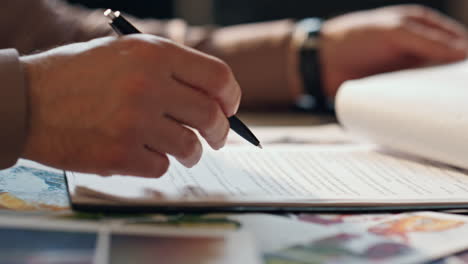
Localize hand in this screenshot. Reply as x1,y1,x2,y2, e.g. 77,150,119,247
319,5,468,97
20,35,241,177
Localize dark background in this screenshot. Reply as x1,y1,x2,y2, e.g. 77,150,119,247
68,0,174,19
213,0,447,25
68,0,450,25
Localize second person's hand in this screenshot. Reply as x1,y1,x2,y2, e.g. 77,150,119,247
319,5,468,97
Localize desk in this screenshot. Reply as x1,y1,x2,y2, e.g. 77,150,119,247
238,111,336,127
0,112,466,264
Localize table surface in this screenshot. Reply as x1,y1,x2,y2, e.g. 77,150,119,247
0,112,465,264
237,111,336,127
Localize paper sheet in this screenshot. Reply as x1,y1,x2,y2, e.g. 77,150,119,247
68,144,468,205
336,60,468,170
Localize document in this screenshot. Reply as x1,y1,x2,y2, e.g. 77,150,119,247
67,144,468,208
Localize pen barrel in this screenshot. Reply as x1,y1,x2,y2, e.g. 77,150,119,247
110,15,141,35
105,10,261,148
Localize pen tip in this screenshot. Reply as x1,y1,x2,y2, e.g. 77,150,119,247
257,143,263,149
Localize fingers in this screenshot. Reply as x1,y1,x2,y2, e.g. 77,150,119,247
392,20,467,63
107,148,170,178
402,5,468,40
118,34,241,116
144,117,203,168
138,79,230,169
162,79,230,150
169,44,242,117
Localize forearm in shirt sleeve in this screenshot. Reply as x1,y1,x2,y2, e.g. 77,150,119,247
0,0,189,54
1,0,302,109
0,49,27,169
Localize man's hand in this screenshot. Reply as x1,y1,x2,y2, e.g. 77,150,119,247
20,35,241,177
320,5,468,97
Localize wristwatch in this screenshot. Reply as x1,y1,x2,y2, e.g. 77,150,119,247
295,18,333,113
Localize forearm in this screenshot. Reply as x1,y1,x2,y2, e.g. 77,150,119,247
0,0,183,54
0,1,105,53
0,49,27,168
1,0,302,110
195,20,303,109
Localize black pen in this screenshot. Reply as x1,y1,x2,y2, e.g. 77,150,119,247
104,9,262,149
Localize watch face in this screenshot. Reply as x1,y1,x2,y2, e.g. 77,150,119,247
298,18,322,32
298,18,322,49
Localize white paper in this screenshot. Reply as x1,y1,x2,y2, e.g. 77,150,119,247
336,60,468,170
68,144,468,206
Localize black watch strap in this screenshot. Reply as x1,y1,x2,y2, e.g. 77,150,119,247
297,18,333,113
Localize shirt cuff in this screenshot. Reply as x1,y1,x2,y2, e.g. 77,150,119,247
0,49,27,169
